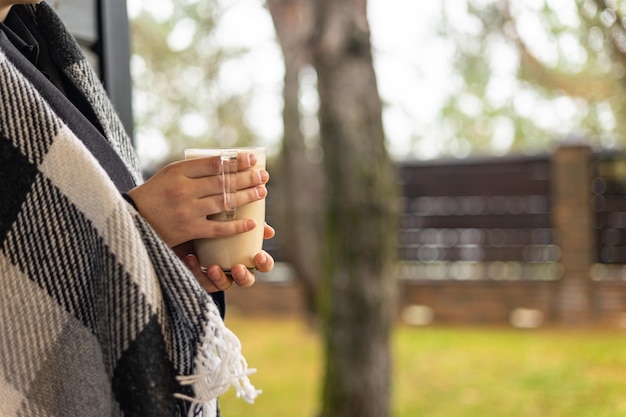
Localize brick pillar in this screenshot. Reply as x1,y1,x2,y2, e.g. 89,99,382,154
552,144,594,325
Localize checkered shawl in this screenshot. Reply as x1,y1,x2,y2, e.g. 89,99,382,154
0,3,258,417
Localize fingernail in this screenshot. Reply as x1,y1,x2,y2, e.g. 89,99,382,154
248,153,257,166
259,169,269,183
245,219,257,231
256,185,267,198
258,252,267,264
185,255,197,269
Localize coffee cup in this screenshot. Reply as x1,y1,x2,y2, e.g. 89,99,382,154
184,147,266,270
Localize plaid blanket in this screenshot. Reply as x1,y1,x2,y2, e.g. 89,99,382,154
0,3,259,416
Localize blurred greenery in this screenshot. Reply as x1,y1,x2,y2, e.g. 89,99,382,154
220,316,626,417
129,0,257,169
130,0,626,165
436,0,626,157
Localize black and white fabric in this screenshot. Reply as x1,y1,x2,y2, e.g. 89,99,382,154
0,3,259,417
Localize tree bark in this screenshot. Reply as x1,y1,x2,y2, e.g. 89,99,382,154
267,0,325,320
269,0,398,414
310,1,399,416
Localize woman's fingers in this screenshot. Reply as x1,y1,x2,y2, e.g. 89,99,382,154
186,218,258,240
128,153,269,247
263,223,276,239
229,265,257,288
253,250,274,273
234,183,268,207
187,256,234,292
182,155,269,217
190,168,269,199
193,183,267,217
184,152,259,179
181,168,268,214
178,242,275,293
180,252,267,292
185,217,275,245
207,253,273,289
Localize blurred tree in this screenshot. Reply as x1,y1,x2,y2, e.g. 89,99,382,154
129,0,256,170
266,0,325,322
436,0,626,157
269,0,399,416
311,0,399,413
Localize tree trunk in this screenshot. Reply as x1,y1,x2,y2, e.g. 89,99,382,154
268,0,398,414
310,1,399,416
267,0,325,320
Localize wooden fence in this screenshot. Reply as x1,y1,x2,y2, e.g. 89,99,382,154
227,144,626,328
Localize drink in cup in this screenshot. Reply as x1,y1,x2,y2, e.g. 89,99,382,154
184,147,266,270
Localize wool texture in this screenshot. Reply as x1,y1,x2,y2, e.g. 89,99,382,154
0,3,259,416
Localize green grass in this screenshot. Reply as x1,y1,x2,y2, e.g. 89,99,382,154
218,316,626,417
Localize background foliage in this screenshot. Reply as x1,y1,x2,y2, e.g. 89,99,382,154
433,0,626,157
130,0,626,167
129,0,258,170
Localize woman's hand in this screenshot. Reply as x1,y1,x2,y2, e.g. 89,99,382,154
174,224,276,292
127,153,269,247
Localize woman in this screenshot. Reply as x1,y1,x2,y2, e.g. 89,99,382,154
0,1,274,416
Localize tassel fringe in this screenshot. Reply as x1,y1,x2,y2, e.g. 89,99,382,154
175,302,262,416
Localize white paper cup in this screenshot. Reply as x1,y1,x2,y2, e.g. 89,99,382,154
184,147,266,270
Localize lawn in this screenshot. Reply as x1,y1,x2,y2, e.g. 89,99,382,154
218,315,626,417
